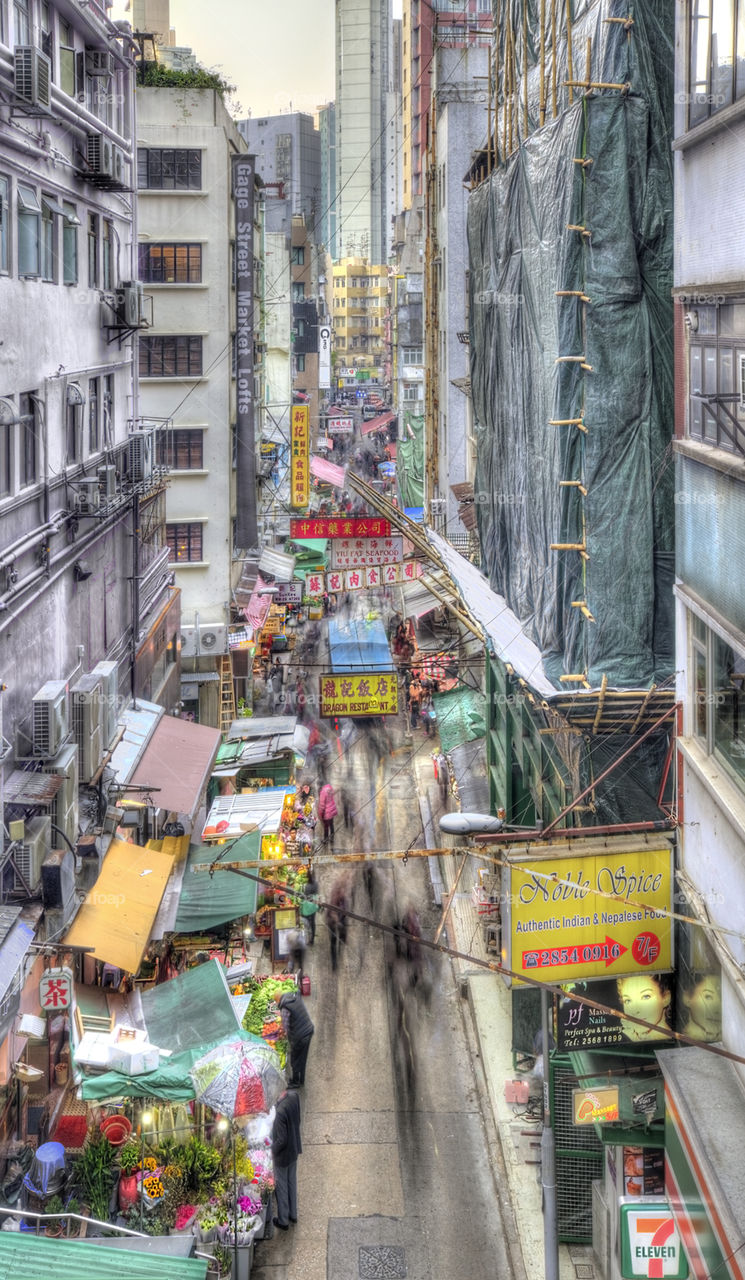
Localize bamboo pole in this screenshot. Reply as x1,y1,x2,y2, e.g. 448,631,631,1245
551,0,558,116
503,12,509,159
434,849,470,944
585,35,591,88
559,479,588,495
555,290,591,301
487,51,493,177
566,0,574,104
549,417,585,424
494,0,501,167
522,0,529,139
565,78,630,91
539,0,547,126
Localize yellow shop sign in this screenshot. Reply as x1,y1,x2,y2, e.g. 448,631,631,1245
505,841,673,984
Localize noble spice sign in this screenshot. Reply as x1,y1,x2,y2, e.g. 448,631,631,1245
319,673,398,717
503,842,674,985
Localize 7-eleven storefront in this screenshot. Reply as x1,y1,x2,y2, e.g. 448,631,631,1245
659,1047,745,1280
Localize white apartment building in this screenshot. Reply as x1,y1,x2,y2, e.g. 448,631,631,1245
335,0,392,263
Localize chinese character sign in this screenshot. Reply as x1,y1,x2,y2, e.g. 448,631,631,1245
290,518,392,539
291,406,310,509
305,572,325,598
319,673,398,717
327,416,354,435
330,537,403,568
40,967,73,1011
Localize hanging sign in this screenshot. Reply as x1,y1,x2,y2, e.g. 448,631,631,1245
319,325,331,389
619,1203,688,1279
290,406,310,509
40,967,74,1011
305,572,325,597
330,537,403,568
290,517,391,539
327,416,354,435
319,673,398,717
277,582,303,604
572,1086,620,1126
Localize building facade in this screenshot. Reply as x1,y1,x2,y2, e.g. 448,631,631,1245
237,112,321,233
331,257,389,379
317,102,338,260
335,0,392,263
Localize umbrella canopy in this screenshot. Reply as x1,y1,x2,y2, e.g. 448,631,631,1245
190,1037,285,1118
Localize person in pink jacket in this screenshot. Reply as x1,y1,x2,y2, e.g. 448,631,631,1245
317,782,338,842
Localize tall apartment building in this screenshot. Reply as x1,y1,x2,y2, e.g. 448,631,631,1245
137,84,259,725
662,0,745,1270
335,0,392,263
332,258,390,378
317,102,338,259
237,113,321,234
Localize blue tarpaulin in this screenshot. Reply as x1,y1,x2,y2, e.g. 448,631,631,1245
404,507,424,523
328,617,395,673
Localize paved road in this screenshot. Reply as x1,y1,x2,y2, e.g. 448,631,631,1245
253,629,516,1280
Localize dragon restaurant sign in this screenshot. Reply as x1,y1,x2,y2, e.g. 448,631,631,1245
502,838,674,986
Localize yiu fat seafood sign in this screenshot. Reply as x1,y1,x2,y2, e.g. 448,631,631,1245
502,836,674,984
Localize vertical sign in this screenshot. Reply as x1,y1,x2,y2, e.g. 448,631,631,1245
291,405,310,508
319,324,331,389
233,155,258,549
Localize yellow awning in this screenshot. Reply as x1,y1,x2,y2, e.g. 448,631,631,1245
63,839,173,974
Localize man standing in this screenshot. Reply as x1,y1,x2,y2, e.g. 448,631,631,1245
279,988,314,1088
271,1088,302,1230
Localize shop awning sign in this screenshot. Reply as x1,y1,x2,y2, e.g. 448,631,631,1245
330,536,403,568
290,517,391,539
504,843,673,985
40,966,73,1012
326,562,424,593
319,672,398,717
290,406,310,509
573,1086,620,1126
620,1203,688,1279
327,415,354,434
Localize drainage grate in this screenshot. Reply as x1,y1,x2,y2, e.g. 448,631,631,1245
359,1245,407,1278
575,1265,595,1279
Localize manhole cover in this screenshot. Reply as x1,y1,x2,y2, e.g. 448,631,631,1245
359,1244,407,1278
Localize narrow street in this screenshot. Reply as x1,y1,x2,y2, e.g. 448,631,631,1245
253,599,515,1280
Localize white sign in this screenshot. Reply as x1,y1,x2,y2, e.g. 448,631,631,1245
327,416,354,435
339,367,356,378
330,536,404,569
319,325,331,389
40,967,74,1012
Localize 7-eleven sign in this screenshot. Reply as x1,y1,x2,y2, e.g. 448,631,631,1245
620,1203,689,1279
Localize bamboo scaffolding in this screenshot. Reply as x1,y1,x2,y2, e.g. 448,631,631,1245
523,0,529,138
559,673,590,683
555,289,592,301
571,601,596,622
585,36,591,87
566,223,592,236
604,14,634,24
592,674,608,733
551,0,558,116
565,78,631,91
565,0,574,104
630,683,658,734
539,0,546,126
494,0,501,168
559,479,588,495
555,354,587,363
551,542,587,551
549,416,585,424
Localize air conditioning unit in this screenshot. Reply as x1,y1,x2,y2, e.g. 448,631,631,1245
87,131,114,179
14,46,51,112
115,281,143,328
32,680,69,758
127,429,153,483
75,478,102,515
738,352,745,414
11,816,50,895
111,144,125,187
180,624,228,658
71,674,104,783
85,48,116,77
98,465,118,500
91,659,119,749
42,743,79,848
41,848,76,913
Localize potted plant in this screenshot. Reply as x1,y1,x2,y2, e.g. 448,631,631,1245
44,1194,65,1237
72,1135,116,1225
117,1139,140,1212
206,1242,233,1280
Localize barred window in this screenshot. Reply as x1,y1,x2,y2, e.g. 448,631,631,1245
137,148,202,190
156,429,204,470
138,243,202,283
166,522,203,562
139,336,203,378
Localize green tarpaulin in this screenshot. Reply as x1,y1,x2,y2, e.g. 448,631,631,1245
396,411,424,509
0,1233,207,1280
80,1029,266,1102
433,686,487,756
174,834,260,933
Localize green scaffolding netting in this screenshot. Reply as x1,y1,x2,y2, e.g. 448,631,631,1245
468,0,675,690
397,410,425,509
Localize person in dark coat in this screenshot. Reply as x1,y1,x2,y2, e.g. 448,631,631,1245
271,1088,302,1229
300,866,320,944
279,989,314,1088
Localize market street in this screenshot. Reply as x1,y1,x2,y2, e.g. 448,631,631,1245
253,603,516,1280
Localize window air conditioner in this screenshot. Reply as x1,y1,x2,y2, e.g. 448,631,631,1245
32,680,69,758
85,49,116,77
739,353,745,415
14,46,51,112
115,282,143,328
75,477,102,515
71,674,104,783
127,429,153,483
180,624,228,658
87,131,115,180
98,465,118,500
41,848,77,913
91,659,119,750
111,144,126,187
11,816,50,895
41,743,79,848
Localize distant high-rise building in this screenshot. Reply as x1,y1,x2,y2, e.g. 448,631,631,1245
237,114,321,235
335,0,392,263
318,103,338,259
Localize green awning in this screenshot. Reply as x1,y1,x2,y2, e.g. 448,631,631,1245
174,834,260,933
141,958,242,1056
0,1233,207,1280
80,1029,264,1102
433,685,487,755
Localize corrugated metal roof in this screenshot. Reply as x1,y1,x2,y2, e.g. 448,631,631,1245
0,920,34,1004
202,787,293,842
227,716,297,740
258,546,296,581
0,1231,207,1279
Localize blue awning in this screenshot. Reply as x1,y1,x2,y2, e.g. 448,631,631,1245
328,616,395,673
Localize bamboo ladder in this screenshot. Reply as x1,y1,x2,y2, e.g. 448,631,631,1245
219,652,236,733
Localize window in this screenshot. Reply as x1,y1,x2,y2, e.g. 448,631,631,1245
292,281,305,302
166,522,203,562
690,611,745,792
0,406,10,497
688,0,745,126
88,376,99,452
0,177,9,274
14,0,30,43
102,219,112,290
139,336,203,377
88,213,98,288
403,383,422,401
59,20,77,97
17,184,41,277
291,245,305,266
296,354,306,372
40,1,54,72
688,301,745,451
156,429,204,470
138,243,202,283
402,346,423,364
103,374,113,446
66,399,82,464
62,203,78,283
137,148,202,190
18,392,36,486
41,197,56,281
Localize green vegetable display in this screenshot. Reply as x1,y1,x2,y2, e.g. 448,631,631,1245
241,976,296,1037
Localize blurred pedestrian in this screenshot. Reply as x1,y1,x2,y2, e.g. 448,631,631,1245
271,1088,302,1229
300,865,320,944
279,988,314,1088
408,676,423,730
436,752,450,806
318,782,338,843
286,925,307,982
339,785,353,829
326,876,351,972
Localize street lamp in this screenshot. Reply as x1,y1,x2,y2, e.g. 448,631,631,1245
217,1118,239,1280
437,810,558,1280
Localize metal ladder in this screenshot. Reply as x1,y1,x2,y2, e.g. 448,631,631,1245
219,652,236,733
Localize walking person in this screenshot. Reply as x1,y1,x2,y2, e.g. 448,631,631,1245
286,925,307,983
339,784,353,830
299,864,319,945
326,876,350,973
279,988,314,1088
408,676,423,730
271,1088,302,1230
318,781,338,843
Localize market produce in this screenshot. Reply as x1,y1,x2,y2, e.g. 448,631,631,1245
241,975,296,1038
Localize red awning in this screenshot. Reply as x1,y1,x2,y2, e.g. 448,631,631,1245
129,715,221,824
360,411,396,435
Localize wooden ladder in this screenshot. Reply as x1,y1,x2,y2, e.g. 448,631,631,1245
219,653,236,733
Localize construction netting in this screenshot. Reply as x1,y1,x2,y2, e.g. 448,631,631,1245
396,410,425,509
468,0,674,690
